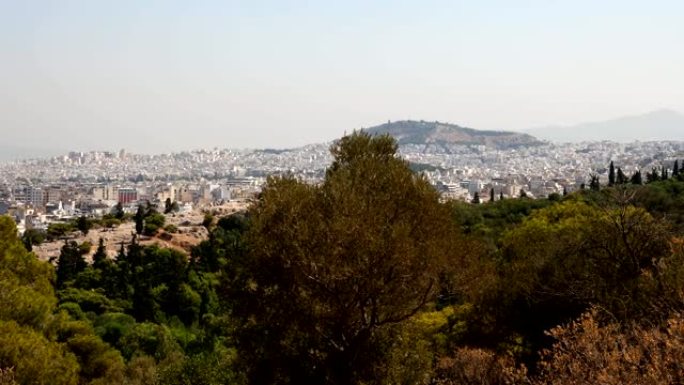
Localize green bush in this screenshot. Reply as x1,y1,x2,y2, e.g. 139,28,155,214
144,213,166,236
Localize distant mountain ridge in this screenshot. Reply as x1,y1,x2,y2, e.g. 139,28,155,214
524,109,684,143
363,120,543,149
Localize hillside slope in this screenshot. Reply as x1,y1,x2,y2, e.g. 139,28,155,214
364,120,543,149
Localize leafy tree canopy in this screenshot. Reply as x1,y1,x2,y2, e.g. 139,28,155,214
230,132,463,384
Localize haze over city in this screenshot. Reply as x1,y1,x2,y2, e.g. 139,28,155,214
2,0,684,155
6,2,684,384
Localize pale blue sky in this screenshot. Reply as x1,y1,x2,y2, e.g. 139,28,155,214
1,0,683,152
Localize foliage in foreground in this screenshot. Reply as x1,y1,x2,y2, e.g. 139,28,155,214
226,133,468,384
4,134,684,384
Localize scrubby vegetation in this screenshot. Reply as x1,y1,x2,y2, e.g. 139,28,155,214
3,132,684,384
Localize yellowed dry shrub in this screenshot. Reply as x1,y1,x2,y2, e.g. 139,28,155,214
534,310,684,385
434,347,528,385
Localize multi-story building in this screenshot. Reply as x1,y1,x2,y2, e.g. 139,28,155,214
92,185,117,201
117,187,138,204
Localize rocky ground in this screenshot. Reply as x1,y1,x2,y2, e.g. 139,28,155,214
32,201,249,262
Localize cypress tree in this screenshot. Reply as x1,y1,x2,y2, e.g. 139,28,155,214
92,238,107,270
631,170,642,185
134,204,145,235
114,241,130,299
114,202,125,220
92,238,118,296
499,192,504,200
589,174,600,191
616,167,627,184
662,166,669,180
674,160,680,177
56,241,88,289
117,240,126,261
471,192,481,204
490,188,495,202
608,161,615,187
127,234,143,270
647,167,660,183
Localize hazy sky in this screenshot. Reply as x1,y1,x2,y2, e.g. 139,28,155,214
1,0,683,153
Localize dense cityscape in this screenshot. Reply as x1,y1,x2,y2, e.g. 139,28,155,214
2,136,683,235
